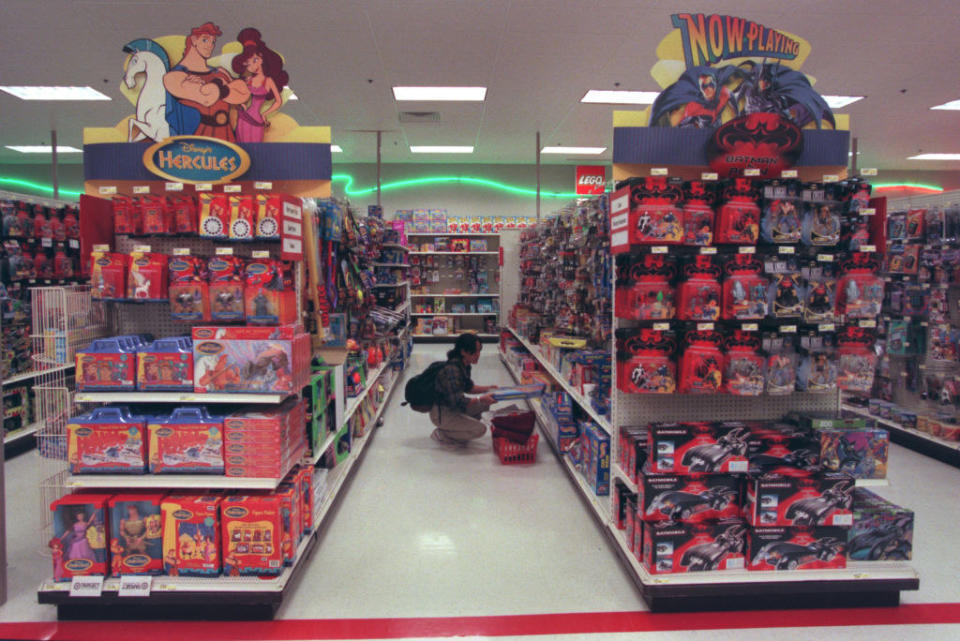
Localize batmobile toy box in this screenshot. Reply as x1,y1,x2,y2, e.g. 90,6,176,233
747,525,848,571
642,519,747,574
649,422,750,475
743,471,854,527
638,469,741,523
747,422,820,473
847,488,913,561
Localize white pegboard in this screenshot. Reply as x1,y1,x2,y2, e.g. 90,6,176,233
886,189,960,212
615,391,841,426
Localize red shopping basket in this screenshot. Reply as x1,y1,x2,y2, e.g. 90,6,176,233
490,410,536,444
493,433,539,465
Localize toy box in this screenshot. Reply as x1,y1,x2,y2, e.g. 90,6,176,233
90,249,128,300
170,194,198,235
161,494,221,577
199,193,230,239
228,194,256,240
722,331,764,396
643,519,747,574
192,324,311,394
108,493,164,576
276,482,301,564
613,480,636,530
577,422,610,496
619,427,648,483
168,254,209,321
255,193,281,239
147,407,224,474
127,250,168,301
221,495,285,576
627,177,685,245
77,335,145,391
743,472,854,527
648,422,749,475
207,254,246,322
816,427,889,479
490,384,546,401
50,493,111,581
638,470,741,523
137,337,193,391
747,525,848,570
747,422,819,472
223,399,307,478
67,406,147,474
847,488,913,561
715,178,760,245
244,258,296,325
676,256,722,320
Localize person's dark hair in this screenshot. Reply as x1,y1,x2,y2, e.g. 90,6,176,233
447,333,481,360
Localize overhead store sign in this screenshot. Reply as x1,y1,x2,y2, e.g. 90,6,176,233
142,136,250,184
575,166,606,195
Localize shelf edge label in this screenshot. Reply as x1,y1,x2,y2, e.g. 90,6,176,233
69,575,104,597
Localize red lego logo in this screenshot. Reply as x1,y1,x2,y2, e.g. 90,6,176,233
576,165,606,195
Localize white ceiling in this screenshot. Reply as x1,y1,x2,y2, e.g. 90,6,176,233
1,0,959,171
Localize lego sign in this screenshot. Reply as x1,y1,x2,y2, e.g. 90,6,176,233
576,166,606,195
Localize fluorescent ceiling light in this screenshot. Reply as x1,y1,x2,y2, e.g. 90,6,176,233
581,90,659,104
822,95,863,109
331,145,343,153
931,99,960,110
410,146,474,153
541,146,607,155
6,145,82,153
908,153,960,160
393,86,487,101
283,86,298,100
0,86,110,101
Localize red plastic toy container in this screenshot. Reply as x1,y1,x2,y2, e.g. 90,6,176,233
494,433,538,464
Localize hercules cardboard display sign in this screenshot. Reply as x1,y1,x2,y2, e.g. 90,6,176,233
142,136,250,184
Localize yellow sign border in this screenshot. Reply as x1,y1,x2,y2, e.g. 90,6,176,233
142,135,251,185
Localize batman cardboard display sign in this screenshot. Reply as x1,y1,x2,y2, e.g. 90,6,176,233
706,113,803,178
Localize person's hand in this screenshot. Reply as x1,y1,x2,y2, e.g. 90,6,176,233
479,394,495,405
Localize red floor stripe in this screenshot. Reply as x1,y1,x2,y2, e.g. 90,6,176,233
2,603,960,640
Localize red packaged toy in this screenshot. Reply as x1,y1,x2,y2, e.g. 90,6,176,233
295,466,313,536
276,482,301,565
50,493,112,581
221,495,285,576
638,471,741,523
169,253,210,321
222,398,307,478
678,330,724,394
715,178,760,244
255,193,281,239
681,180,717,246
169,194,198,235
127,250,168,301
63,206,80,239
66,405,147,474
161,494,222,577
140,194,173,235
244,258,296,325
33,204,51,239
54,245,74,279
113,195,142,235
629,177,684,245
108,493,164,576
199,193,230,239
90,248,128,300
676,256,722,321
722,255,769,320
723,331,764,396
192,324,311,395
747,525,848,570
617,329,676,394
744,472,854,527
208,254,246,322
836,253,883,320
836,327,877,393
648,421,750,474
643,519,747,574
229,194,256,240
616,255,676,320
148,407,224,474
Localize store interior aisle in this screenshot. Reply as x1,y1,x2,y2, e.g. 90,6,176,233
279,344,643,619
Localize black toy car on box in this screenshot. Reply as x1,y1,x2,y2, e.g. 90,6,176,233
643,519,747,574
650,422,750,474
639,470,741,523
847,487,913,561
744,472,854,527
747,525,848,571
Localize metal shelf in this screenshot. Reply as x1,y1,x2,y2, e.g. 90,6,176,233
3,363,74,386
506,326,612,435
306,430,338,466
373,280,409,288
841,402,960,468
411,312,497,317
406,232,501,237
409,251,499,256
412,333,499,339
612,464,638,494
343,363,390,425
410,293,499,298
66,473,287,490
3,421,40,446
74,391,292,404
381,243,410,251
371,263,411,268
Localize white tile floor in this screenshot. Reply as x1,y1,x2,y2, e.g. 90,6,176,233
1,344,959,640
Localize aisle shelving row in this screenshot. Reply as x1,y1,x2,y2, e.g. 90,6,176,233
3,422,40,446
411,312,494,317
2,363,74,386
411,293,499,298
842,403,960,452
408,251,499,256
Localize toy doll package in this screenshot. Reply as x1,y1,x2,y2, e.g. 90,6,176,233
50,493,112,581
722,255,769,320
678,330,724,394
836,328,877,393
617,255,676,320
108,493,164,576
244,258,296,325
762,180,802,244
715,178,760,245
723,331,764,396
836,253,883,320
629,177,685,245
617,329,676,394
199,193,230,239
801,184,842,246
676,256,722,321
681,181,716,246
161,494,222,577
208,254,246,322
127,250,168,301
168,254,210,321
221,495,285,576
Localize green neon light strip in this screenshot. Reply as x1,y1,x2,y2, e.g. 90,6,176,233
331,173,583,199
0,177,82,199
873,182,943,192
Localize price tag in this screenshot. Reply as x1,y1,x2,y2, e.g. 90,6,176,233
69,239,80,249
738,246,756,254
653,323,670,331
254,181,273,190
823,174,839,183
817,253,834,262
781,325,797,334
119,575,152,598
699,246,717,255
819,323,836,332
215,247,234,256
742,323,759,331
729,461,749,473
778,245,795,255
701,172,719,180
195,183,213,192
650,167,668,176
781,169,798,178
833,513,854,527
860,208,876,216
172,248,191,256
651,246,668,254
859,319,877,328
223,184,242,193
165,182,184,192
180,395,197,402
744,168,761,177
252,250,270,258
69,575,104,598
98,186,117,195
859,245,876,253
132,185,150,194
133,244,152,253
41,237,53,248
697,322,715,331
861,168,878,176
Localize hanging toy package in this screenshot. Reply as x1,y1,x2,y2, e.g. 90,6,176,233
616,254,676,320
722,254,769,320
761,179,802,244
801,182,842,247
168,252,210,321
677,255,722,321
628,177,684,245
841,179,873,252
682,180,717,246
836,252,884,320
678,330,724,394
801,262,837,323
796,332,837,393
723,330,764,396
763,334,798,396
616,329,676,394
715,178,760,245
208,254,246,322
836,327,877,393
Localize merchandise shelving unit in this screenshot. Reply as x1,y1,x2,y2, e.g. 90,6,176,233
842,401,960,467
406,232,501,342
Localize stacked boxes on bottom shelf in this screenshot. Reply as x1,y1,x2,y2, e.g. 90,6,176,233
847,488,914,561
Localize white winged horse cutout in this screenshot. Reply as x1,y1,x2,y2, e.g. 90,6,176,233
123,38,171,142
